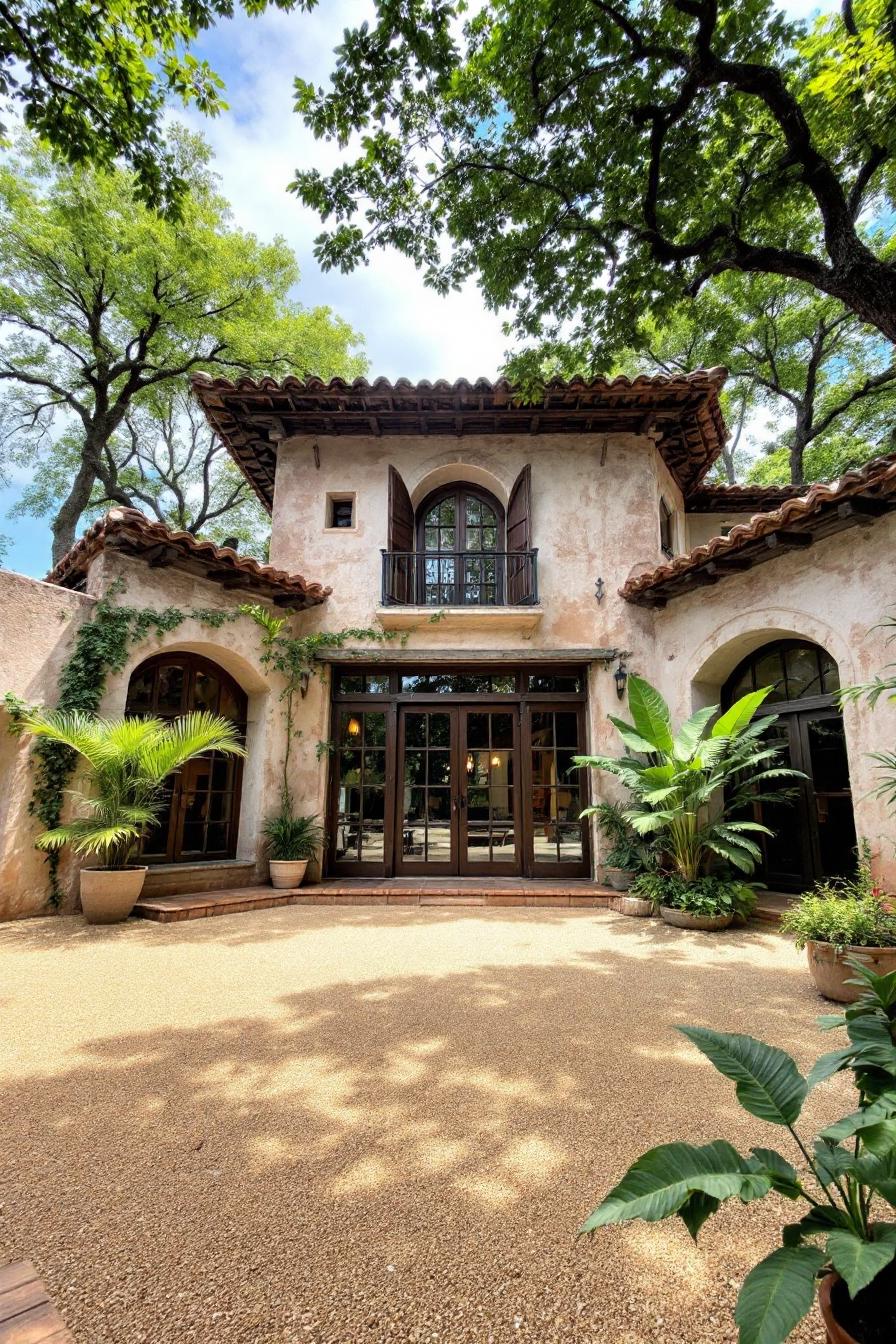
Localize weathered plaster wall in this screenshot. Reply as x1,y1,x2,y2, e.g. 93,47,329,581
0,555,327,918
686,511,744,549
0,569,96,918
648,516,896,888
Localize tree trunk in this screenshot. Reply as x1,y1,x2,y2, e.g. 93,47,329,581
50,456,99,566
822,253,896,347
789,422,810,486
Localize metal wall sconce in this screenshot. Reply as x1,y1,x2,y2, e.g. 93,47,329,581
594,577,605,604
614,659,629,700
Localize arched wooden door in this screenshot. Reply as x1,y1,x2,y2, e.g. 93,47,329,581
125,653,247,863
723,639,857,890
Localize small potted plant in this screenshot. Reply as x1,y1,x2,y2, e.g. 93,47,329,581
780,846,896,1002
586,800,654,908
263,806,325,889
580,957,896,1344
18,708,245,923
629,871,757,930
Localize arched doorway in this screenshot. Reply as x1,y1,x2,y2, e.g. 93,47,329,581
125,653,247,863
723,639,857,890
416,483,505,606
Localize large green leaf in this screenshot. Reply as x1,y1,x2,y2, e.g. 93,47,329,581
734,1246,826,1344
579,1140,770,1233
677,1190,720,1241
846,1017,896,1071
748,1148,802,1198
711,686,772,740
671,704,717,762
806,1049,855,1091
625,676,673,754
819,1096,896,1144
852,1149,896,1207
679,1028,807,1126
607,716,661,755
827,1228,896,1298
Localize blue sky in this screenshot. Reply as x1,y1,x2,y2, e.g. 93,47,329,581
1,0,833,577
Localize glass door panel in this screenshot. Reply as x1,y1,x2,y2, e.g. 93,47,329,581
801,711,857,879
528,709,587,871
397,708,458,872
459,709,519,873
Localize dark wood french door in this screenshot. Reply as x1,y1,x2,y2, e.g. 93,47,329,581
396,705,521,875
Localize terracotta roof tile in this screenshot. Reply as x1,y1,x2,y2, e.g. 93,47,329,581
45,509,331,610
622,451,896,607
686,482,806,513
191,369,729,507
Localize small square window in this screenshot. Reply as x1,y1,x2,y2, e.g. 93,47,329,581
326,494,355,529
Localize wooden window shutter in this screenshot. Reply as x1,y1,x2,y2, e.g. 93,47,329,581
506,464,533,603
387,465,415,603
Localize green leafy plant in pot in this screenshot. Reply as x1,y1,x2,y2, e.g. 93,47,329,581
576,675,801,930
586,798,657,896
18,709,245,922
781,847,896,1003
580,959,896,1344
263,810,325,889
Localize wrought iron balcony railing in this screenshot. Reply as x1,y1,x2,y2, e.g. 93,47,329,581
381,549,539,607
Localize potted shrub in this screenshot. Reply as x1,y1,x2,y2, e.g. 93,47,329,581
587,800,655,907
780,851,896,1002
580,958,896,1344
19,709,245,923
576,675,800,930
630,871,757,930
263,809,325,889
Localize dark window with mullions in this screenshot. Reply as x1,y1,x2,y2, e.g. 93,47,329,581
530,709,585,865
333,709,387,864
417,485,504,606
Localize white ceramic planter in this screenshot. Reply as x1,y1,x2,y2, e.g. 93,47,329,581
269,859,309,890
80,866,147,924
604,867,635,891
613,894,653,918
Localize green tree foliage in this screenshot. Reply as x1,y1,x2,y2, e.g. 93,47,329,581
10,391,272,561
0,0,312,213
0,130,365,564
293,0,896,368
627,277,896,484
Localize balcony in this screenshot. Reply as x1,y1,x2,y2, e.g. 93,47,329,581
378,549,542,632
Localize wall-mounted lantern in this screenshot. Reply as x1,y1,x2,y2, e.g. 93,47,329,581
594,577,605,605
614,659,629,701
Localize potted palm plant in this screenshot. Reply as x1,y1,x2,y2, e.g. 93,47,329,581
780,848,896,1002
580,957,896,1344
19,709,245,923
586,800,656,913
263,806,325,889
576,676,800,930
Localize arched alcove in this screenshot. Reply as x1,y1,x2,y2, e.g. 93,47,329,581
125,652,248,864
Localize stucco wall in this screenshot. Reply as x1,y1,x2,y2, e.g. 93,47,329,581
0,569,96,918
0,554,327,918
648,516,896,889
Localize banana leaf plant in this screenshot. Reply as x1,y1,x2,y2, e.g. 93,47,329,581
20,709,246,868
575,675,802,880
580,960,896,1344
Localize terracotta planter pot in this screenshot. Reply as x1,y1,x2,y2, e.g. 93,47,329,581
613,895,653,918
604,867,634,891
660,906,734,931
269,858,309,890
807,941,896,1003
79,866,147,924
818,1274,858,1344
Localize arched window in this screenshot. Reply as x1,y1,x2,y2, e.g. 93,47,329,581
125,653,247,863
416,484,505,606
722,639,855,890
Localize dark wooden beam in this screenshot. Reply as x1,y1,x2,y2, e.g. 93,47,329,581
705,557,752,576
764,530,814,551
836,496,891,524
205,568,248,588
145,543,181,568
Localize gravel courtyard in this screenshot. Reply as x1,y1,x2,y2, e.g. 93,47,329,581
0,905,849,1343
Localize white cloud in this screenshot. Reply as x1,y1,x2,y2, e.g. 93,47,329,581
186,2,509,382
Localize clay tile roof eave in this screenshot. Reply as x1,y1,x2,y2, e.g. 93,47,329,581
621,450,896,606
190,368,729,506
45,508,331,610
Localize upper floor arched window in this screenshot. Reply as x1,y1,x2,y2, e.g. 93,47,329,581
415,484,505,606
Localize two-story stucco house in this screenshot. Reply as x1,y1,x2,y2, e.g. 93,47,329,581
2,369,895,919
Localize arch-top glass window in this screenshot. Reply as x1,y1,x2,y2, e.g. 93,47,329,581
416,484,505,606
125,653,247,863
724,640,840,707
